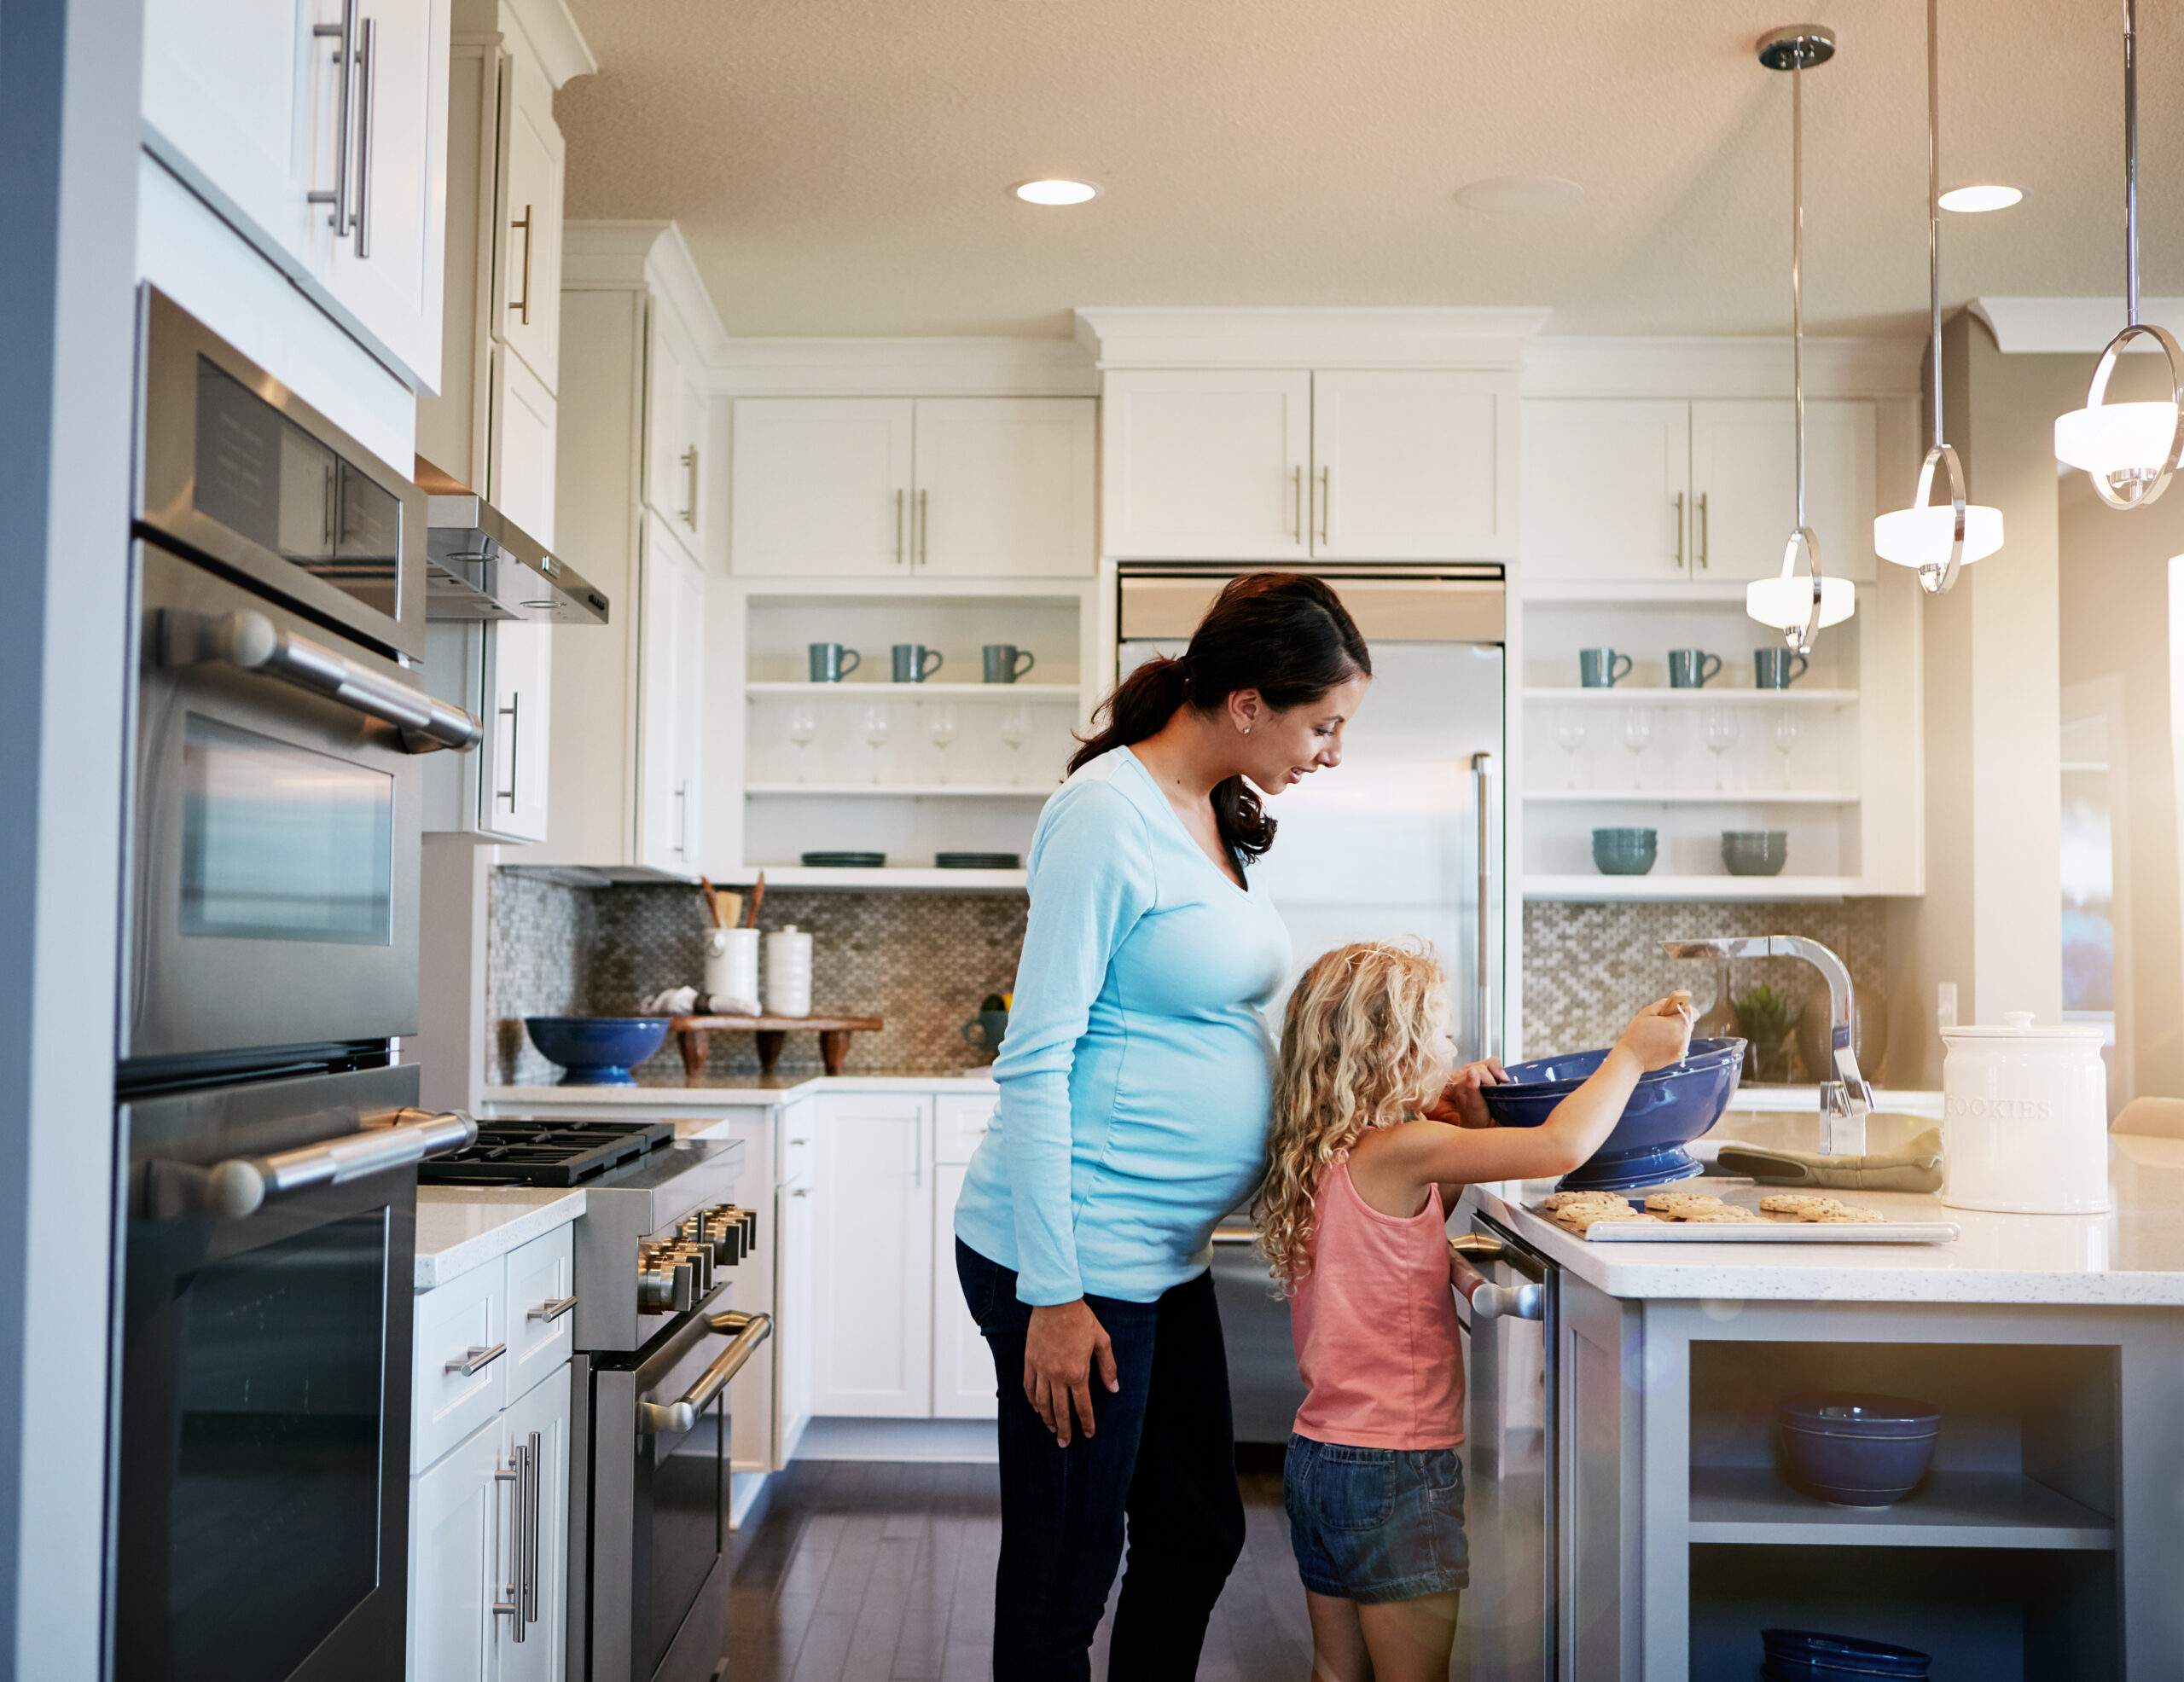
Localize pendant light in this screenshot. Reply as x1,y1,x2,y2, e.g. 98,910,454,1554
1873,0,2004,590
2053,0,2184,508
1747,25,1856,652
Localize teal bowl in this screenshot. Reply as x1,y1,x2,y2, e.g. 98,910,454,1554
1593,827,1658,876
1722,830,1789,876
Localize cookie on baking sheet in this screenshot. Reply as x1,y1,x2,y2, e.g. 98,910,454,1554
1760,1192,1843,1215
1646,1190,1725,1214
1809,1204,1887,1224
1674,1204,1763,1223
1543,1189,1628,1211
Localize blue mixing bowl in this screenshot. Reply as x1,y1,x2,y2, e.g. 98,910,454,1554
524,1016,671,1086
1774,1393,1943,1507
1479,1036,1747,1191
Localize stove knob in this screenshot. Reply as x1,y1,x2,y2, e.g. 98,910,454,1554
665,1241,712,1296
636,1256,677,1314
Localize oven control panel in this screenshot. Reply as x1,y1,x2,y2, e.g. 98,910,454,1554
636,1204,758,1314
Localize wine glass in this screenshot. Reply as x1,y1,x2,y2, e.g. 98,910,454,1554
1554,711,1588,789
1771,709,1798,790
999,704,1033,784
1701,706,1739,792
786,704,818,783
861,703,891,784
1620,707,1652,790
927,703,957,782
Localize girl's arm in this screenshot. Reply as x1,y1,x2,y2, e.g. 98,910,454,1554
1350,1000,1693,1209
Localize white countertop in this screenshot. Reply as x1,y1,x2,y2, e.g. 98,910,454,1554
1467,1117,2184,1308
483,1072,1000,1111
415,1187,586,1290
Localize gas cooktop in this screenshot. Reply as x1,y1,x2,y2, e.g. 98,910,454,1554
417,1118,676,1187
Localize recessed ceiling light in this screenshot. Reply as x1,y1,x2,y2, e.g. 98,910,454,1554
1939,183,2025,212
1454,175,1584,213
1011,179,1101,206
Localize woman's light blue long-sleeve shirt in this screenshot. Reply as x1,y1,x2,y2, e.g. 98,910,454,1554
954,747,1293,1306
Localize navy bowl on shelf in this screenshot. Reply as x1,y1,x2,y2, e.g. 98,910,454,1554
1763,1628,1931,1679
1478,1036,1747,1192
1774,1393,1943,1507
524,1016,672,1086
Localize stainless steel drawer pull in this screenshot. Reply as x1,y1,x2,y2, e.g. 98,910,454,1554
350,14,375,258
155,1108,477,1220
160,608,484,752
637,1310,773,1436
1208,1226,1258,1247
508,205,535,324
307,0,357,235
526,1296,577,1325
1449,1244,1544,1324
446,1342,507,1378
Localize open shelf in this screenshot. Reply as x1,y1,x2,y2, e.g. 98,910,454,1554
1523,873,1860,901
1688,1467,2114,1551
744,783,1050,798
746,682,1081,702
1524,686,1858,708
711,867,1027,890
1523,789,1859,805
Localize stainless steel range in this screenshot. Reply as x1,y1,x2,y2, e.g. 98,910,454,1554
423,1121,770,1682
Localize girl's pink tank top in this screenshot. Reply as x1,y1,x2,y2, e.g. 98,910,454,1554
1289,1159,1467,1450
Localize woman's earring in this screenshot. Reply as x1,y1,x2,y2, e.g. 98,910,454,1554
1243,727,1251,735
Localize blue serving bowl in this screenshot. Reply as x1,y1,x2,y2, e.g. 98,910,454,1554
1774,1393,1942,1507
1763,1628,1931,1679
523,1016,671,1086
1479,1037,1747,1192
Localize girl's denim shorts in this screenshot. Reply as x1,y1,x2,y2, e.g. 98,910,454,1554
1283,1433,1469,1604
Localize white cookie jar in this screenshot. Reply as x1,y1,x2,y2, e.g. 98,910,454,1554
1939,1012,2110,1214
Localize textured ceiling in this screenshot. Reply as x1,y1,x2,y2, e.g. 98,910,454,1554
556,0,2184,339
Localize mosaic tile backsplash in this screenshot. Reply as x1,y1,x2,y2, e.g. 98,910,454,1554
489,873,1028,1086
1520,898,1891,1082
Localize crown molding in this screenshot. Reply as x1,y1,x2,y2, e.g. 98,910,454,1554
714,336,1097,397
1970,297,2184,355
502,0,596,88
563,220,729,366
1521,334,1925,399
1072,305,1551,370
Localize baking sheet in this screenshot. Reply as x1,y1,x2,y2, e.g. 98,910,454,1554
1579,1220,1961,1244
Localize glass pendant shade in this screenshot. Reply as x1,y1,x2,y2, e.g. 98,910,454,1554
1874,502,2005,568
2054,395,2184,497
1747,572,1856,634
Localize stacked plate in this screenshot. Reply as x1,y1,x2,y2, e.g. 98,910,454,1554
1761,1629,1931,1681
936,851,1021,869
801,850,886,868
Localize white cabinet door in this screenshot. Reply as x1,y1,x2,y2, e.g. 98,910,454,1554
483,622,553,844
1311,370,1513,560
316,0,450,386
645,320,708,560
810,1093,933,1418
142,0,325,268
777,1167,815,1460
1690,398,1875,584
494,1368,570,1682
1519,400,1693,582
496,49,563,393
729,398,917,576
636,523,706,875
408,1418,499,1682
490,345,558,548
911,398,1097,577
1101,369,1310,559
930,1162,996,1420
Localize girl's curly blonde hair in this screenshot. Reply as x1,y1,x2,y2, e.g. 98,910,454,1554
1253,939,1450,1290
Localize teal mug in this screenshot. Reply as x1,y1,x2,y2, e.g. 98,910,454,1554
961,1010,1008,1053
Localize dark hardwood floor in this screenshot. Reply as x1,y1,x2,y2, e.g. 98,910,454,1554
724,1459,1316,1680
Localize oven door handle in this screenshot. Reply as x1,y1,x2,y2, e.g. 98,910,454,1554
156,1108,479,1220
160,606,484,753
636,1311,774,1436
1449,1239,1544,1323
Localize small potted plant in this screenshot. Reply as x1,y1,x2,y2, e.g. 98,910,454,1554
1733,983,1800,1084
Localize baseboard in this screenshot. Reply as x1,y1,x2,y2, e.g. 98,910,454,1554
729,1470,771,1529
794,1416,1001,1463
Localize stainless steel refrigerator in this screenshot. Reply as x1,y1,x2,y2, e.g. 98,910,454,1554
1118,562,1510,1444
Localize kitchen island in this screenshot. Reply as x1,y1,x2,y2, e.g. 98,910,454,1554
1459,1111,2184,1680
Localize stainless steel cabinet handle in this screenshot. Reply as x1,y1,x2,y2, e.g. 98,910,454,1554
637,1311,774,1435
447,1342,508,1377
522,1428,541,1629
1316,466,1331,545
1290,466,1303,541
350,14,375,257
161,1108,478,1220
917,488,929,567
680,446,700,529
307,0,357,235
674,779,689,856
526,1296,577,1324
1696,490,1710,568
1209,1225,1258,1247
894,489,905,566
789,1186,809,1198
1673,490,1686,568
1472,751,1499,1063
508,205,534,324
1449,1245,1543,1322
497,693,520,808
160,607,484,752
493,1452,520,1629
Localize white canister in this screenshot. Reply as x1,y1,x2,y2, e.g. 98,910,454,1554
764,925,813,1018
702,928,760,1008
1939,1012,2111,1214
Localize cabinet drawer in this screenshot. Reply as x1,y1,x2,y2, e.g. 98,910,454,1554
934,1094,996,1164
412,1259,508,1471
504,1224,576,1405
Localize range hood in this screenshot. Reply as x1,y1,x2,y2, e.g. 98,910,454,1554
416,458,609,625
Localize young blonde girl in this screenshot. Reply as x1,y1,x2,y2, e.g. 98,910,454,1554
1256,941,1691,1682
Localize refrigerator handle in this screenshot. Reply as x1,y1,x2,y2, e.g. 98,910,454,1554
1472,751,1500,1064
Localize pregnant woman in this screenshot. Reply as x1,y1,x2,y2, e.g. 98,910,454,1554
953,571,1373,1680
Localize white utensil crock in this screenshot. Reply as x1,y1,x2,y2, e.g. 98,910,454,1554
1940,1012,2110,1214
764,926,813,1018
703,929,759,1007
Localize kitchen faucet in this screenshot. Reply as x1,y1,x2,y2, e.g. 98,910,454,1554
1660,936,1873,1156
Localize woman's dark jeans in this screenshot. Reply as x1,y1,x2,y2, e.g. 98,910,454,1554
956,1239,1246,1681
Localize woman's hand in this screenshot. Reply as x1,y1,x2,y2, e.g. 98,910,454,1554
1617,996,1694,1072
1424,1058,1509,1128
1023,1298,1119,1447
